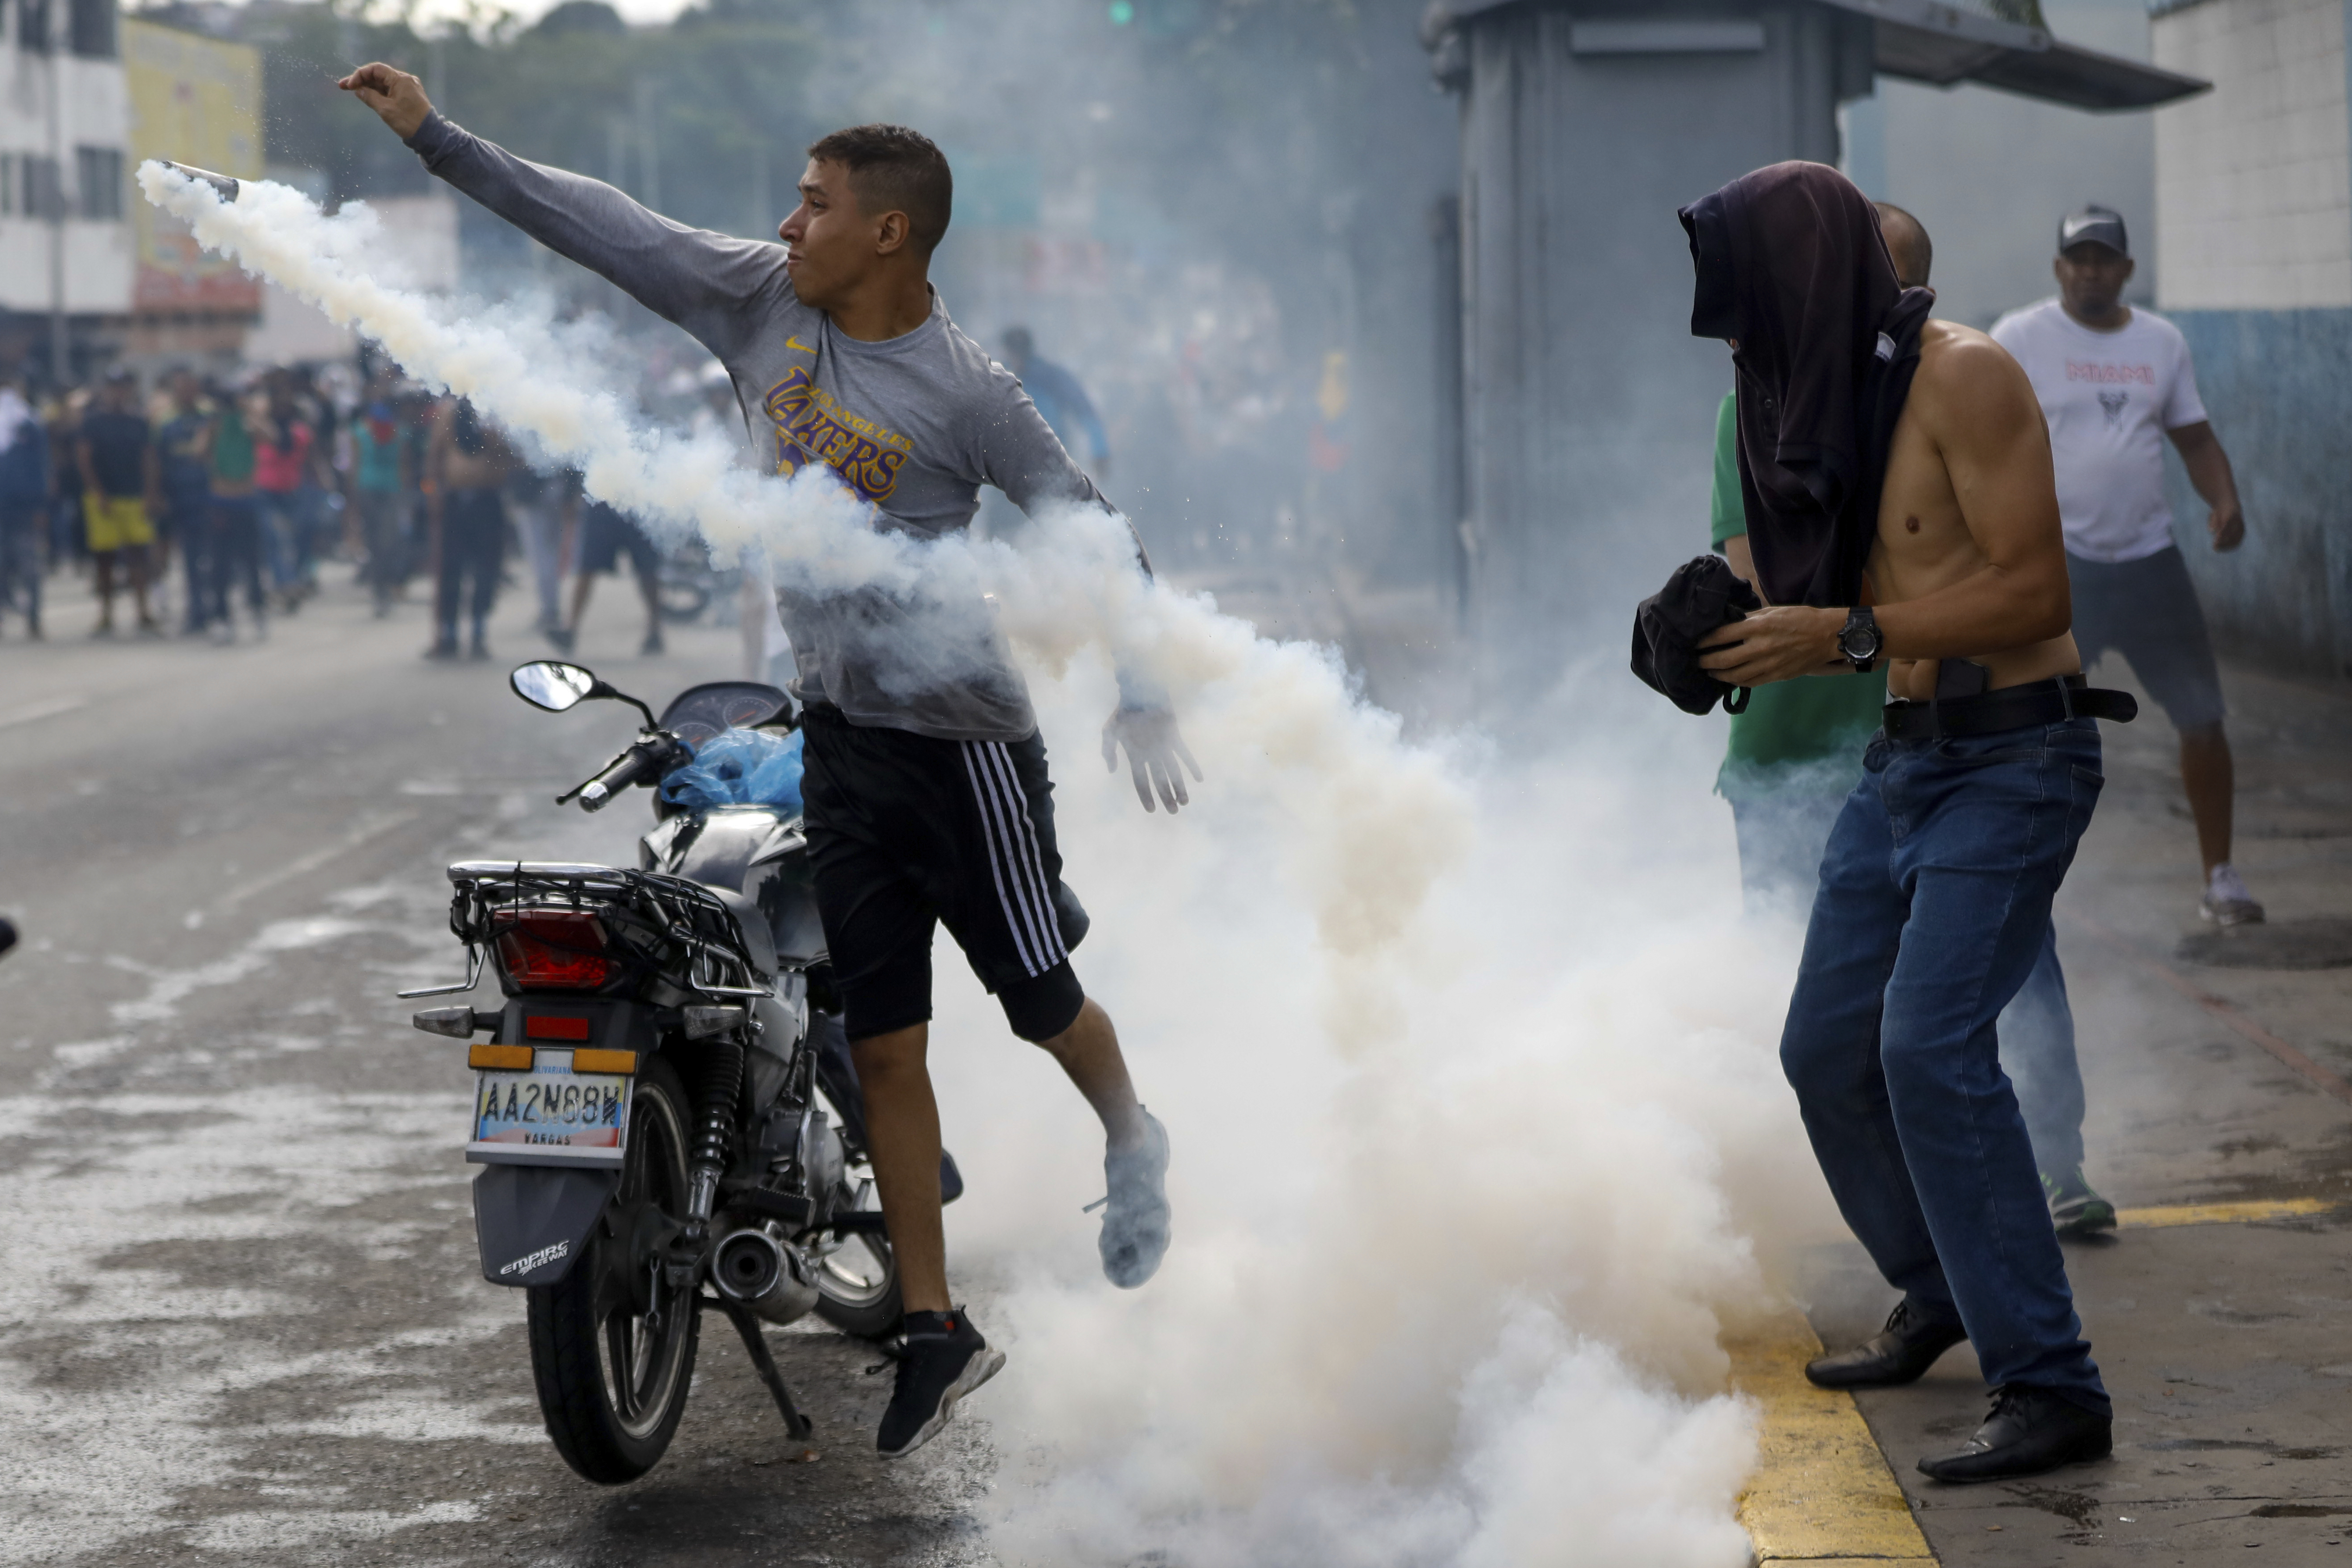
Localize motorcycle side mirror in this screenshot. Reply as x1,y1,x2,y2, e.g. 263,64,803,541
511,661,597,712
510,661,661,730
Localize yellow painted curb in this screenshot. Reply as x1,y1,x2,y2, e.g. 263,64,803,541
1727,1315,1936,1564
2116,1197,2333,1230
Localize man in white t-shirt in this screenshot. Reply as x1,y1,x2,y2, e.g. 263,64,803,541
1990,206,2257,928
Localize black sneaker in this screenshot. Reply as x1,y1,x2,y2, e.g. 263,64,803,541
1917,1385,2112,1483
2042,1167,2117,1236
1098,1108,1171,1289
876,1308,1004,1459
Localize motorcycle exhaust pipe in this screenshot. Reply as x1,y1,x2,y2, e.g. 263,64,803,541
712,1226,819,1325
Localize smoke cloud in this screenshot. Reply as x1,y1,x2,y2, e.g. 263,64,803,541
141,164,1835,1565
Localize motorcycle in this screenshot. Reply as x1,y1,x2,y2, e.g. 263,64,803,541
402,660,953,1483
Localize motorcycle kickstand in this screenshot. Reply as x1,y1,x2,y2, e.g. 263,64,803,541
702,1293,815,1441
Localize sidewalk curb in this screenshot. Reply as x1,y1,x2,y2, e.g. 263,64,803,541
1727,1315,1938,1565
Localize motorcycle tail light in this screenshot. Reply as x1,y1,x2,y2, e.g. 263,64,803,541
492,910,613,990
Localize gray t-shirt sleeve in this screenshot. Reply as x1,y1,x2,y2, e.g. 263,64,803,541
979,381,1105,516
984,385,1158,584
405,112,785,364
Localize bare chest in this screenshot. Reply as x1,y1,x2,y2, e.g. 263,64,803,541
1867,399,1983,603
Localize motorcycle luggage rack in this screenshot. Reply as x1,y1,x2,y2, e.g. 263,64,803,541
444,860,769,998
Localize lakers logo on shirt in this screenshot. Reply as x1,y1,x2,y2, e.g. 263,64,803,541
762,367,911,504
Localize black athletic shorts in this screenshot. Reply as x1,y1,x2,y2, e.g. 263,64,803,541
578,501,660,578
800,704,1088,1044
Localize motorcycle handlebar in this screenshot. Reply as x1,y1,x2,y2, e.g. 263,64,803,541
570,734,686,812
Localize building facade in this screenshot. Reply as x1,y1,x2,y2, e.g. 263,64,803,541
0,0,134,381
119,14,262,369
2153,0,2352,679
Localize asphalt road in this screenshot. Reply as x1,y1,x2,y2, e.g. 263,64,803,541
0,576,990,1566
7,561,2348,1568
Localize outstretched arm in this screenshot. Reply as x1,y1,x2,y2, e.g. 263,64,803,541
339,63,782,364
986,386,1202,813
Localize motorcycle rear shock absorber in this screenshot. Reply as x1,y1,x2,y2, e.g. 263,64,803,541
683,1038,746,1233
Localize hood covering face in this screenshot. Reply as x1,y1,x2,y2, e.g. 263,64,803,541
1679,161,1933,607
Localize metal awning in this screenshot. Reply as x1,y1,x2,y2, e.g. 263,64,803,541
1818,0,2209,109
1426,1,2211,111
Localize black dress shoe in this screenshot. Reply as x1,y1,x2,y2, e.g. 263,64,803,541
1918,1385,2112,1483
1805,1299,1968,1389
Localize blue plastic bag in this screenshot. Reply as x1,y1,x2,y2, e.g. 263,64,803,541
658,726,804,814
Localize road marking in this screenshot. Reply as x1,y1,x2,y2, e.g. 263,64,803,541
0,694,87,730
2069,910,2352,1111
2116,1198,2335,1229
1727,1315,1937,1564
215,810,422,912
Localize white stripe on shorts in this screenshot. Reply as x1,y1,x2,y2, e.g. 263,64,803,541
959,741,1064,977
979,742,1068,968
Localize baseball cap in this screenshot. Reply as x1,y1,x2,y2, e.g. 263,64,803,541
2059,205,2128,257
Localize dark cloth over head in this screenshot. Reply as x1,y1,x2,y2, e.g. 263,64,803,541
1631,554,1763,716
1679,162,1934,607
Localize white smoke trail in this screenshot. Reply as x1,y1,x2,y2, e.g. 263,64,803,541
137,163,1448,1022
140,164,1820,1565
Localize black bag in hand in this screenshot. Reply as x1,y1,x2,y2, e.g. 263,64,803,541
1631,555,1763,716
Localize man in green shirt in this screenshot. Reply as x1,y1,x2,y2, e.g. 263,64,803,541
1709,382,1889,912
206,389,269,643
1710,202,2113,1237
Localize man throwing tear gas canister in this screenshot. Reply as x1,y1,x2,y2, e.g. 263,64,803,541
341,61,1198,1461
1679,163,2135,1484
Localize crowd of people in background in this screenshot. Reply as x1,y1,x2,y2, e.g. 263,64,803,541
0,356,681,664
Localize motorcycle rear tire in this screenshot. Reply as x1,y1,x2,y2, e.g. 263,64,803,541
811,1182,902,1339
526,1054,700,1483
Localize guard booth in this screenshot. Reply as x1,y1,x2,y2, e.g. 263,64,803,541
1420,0,2205,713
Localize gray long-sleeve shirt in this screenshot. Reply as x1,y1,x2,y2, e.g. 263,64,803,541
406,112,1109,743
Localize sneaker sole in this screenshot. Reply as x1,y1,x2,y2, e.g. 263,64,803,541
1101,1114,1172,1289
2053,1203,2117,1236
879,1345,1005,1460
1917,1436,2112,1484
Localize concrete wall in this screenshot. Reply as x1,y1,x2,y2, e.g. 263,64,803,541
1453,0,1869,707
1840,0,2159,326
2146,0,2352,681
2162,309,2352,680
2154,0,2351,309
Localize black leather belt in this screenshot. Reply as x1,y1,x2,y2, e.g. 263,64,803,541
1881,674,2137,741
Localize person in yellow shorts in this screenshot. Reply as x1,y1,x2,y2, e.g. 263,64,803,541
77,369,160,636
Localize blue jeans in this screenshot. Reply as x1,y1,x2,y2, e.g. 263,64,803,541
206,495,270,628
1729,789,1849,917
0,499,41,629
258,491,301,591
1781,718,2109,1415
2001,929,2083,1177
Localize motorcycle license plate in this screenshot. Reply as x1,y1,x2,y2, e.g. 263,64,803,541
466,1053,631,1168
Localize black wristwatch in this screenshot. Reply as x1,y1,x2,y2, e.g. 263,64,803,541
1837,607,1882,673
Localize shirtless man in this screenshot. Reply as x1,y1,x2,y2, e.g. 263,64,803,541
1682,163,2116,1483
